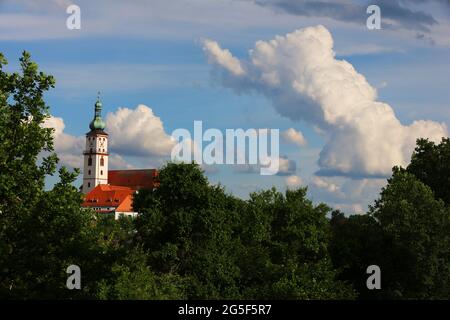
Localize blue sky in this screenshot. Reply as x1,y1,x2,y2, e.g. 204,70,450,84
1,0,449,214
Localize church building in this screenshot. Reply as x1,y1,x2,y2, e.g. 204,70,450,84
81,97,158,219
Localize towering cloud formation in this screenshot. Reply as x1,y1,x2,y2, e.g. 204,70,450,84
202,25,448,178
106,104,175,157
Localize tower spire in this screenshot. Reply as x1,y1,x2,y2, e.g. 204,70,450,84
89,92,106,131
83,92,109,193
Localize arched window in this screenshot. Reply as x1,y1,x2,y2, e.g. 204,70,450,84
88,157,92,166
100,157,104,166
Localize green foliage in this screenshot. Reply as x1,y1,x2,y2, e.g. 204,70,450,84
2,52,450,300
406,138,450,205
238,188,355,299
134,166,355,299
97,247,186,300
369,168,450,299
329,211,392,299
0,52,91,298
331,168,450,299
0,51,56,214
134,162,243,299
0,52,130,299
0,165,102,298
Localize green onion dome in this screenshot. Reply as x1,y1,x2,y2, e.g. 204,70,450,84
89,98,106,131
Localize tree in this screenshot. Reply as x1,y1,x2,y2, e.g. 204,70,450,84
0,52,104,299
133,162,243,299
134,162,356,299
407,138,450,205
0,52,57,215
97,247,186,300
330,138,450,300
368,168,450,299
329,210,391,299
0,51,58,297
239,188,355,299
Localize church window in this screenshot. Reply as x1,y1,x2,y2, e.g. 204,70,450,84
100,157,104,166
88,157,92,166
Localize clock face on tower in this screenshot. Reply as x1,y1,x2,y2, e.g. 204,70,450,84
99,140,105,148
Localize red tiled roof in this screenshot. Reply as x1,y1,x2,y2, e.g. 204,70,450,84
108,169,158,190
82,184,135,212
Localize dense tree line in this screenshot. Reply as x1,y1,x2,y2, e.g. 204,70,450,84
1,52,449,299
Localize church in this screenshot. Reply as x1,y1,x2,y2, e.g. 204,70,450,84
81,97,158,219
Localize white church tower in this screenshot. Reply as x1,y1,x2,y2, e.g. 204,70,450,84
82,95,109,194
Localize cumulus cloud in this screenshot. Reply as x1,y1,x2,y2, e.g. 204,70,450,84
202,25,448,178
281,128,307,146
42,116,85,168
278,156,297,175
311,176,339,193
106,104,176,157
307,176,387,215
109,154,134,170
286,175,303,188
42,104,175,170
202,39,245,76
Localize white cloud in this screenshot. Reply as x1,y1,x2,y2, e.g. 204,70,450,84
306,176,387,215
311,176,339,193
109,154,134,170
281,128,307,146
286,175,303,188
42,104,174,169
202,25,448,178
106,104,176,157
202,39,245,76
42,116,85,168
278,156,296,175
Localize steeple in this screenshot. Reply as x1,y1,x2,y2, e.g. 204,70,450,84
89,92,106,131
83,93,109,194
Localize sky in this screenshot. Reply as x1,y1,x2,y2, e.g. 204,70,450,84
1,0,449,215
